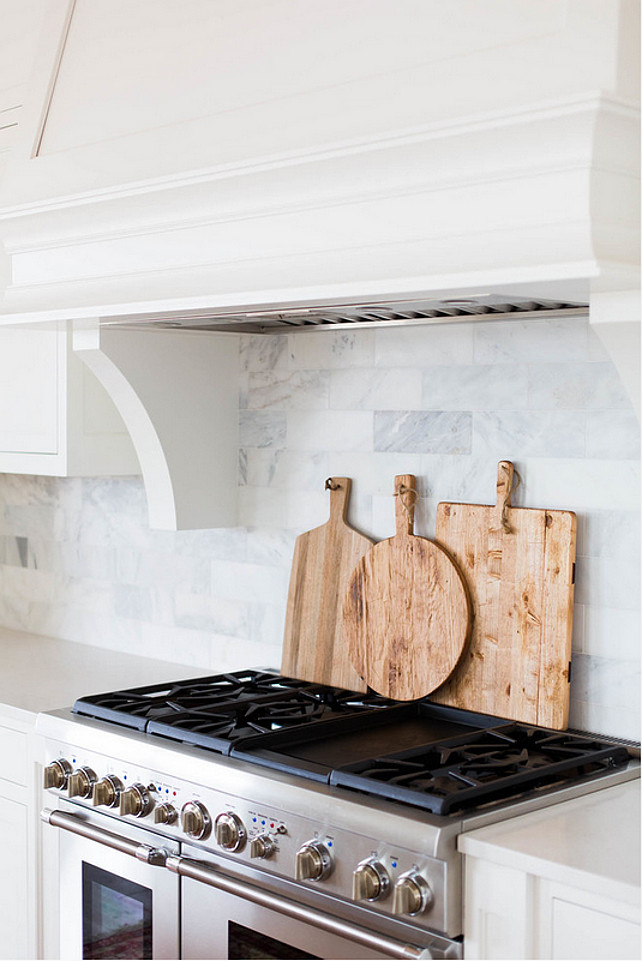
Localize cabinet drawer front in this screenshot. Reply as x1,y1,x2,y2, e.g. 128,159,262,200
0,726,28,786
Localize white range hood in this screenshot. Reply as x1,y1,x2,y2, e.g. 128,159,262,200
0,0,638,529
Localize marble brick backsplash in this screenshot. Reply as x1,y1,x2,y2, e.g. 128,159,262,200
0,315,639,739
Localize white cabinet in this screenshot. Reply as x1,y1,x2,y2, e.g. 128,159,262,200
0,324,139,476
0,713,38,960
460,782,641,960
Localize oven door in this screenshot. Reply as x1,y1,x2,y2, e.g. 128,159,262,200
43,801,179,960
176,845,460,960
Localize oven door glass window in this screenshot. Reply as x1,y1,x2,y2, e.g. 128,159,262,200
82,862,153,960
229,921,319,960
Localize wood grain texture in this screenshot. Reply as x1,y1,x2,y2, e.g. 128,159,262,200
432,461,576,729
281,478,372,691
343,474,472,700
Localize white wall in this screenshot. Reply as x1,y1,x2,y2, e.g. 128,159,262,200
0,314,638,739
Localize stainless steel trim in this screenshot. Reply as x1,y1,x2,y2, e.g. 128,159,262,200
41,808,167,866
166,853,434,959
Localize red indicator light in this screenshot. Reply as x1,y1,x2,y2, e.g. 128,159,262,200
270,823,274,828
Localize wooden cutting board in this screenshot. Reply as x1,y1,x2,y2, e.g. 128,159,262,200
432,461,576,729
281,477,372,692
343,474,472,700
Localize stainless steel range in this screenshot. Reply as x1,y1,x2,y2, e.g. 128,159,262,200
37,671,639,960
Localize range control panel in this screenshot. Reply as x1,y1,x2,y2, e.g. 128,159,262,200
42,745,448,932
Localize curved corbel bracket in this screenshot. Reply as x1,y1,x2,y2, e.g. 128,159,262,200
73,321,239,530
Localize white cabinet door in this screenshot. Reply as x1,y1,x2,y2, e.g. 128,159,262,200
0,327,58,454
0,792,32,960
0,324,139,476
538,881,640,961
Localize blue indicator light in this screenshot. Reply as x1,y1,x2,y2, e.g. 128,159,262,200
72,758,76,764
165,788,169,794
327,841,333,847
123,775,127,780
253,817,257,822
391,861,397,868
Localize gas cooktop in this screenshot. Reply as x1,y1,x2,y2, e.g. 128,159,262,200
73,670,630,817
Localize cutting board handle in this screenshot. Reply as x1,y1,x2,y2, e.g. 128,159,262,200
496,460,515,533
394,474,417,536
325,477,352,525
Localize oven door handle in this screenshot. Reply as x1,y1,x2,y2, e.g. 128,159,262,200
166,854,435,959
41,808,168,865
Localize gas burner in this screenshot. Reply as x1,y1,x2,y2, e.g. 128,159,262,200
330,726,631,815
244,695,328,733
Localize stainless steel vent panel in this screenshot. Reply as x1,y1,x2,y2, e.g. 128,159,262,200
100,297,587,334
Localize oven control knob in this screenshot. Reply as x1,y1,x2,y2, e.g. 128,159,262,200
392,872,433,916
214,811,244,850
67,767,97,799
92,775,123,808
182,801,212,841
352,860,390,902
250,834,276,860
120,784,153,818
295,841,333,882
43,758,72,790
154,803,178,825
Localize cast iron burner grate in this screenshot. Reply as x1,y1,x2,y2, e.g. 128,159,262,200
72,671,314,732
329,727,631,814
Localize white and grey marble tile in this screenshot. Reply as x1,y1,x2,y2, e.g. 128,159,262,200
570,652,640,707
245,529,297,567
237,487,287,528
574,553,641,611
474,316,588,364
210,559,289,605
375,411,472,454
586,409,641,459
173,592,251,637
287,410,373,451
247,370,330,410
288,330,375,370
570,699,639,741
422,364,528,410
238,449,248,485
243,449,329,490
330,368,422,411
582,605,641,661
239,334,288,373
375,323,474,367
239,411,287,448
527,362,631,410
3,504,57,540
113,583,154,621
171,528,248,562
141,621,212,668
473,411,586,458
576,510,640,562
516,457,640,511
249,602,287,647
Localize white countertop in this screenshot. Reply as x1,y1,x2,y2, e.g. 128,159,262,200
459,779,640,907
0,626,210,722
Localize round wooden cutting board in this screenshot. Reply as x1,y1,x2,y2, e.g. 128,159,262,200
343,474,472,701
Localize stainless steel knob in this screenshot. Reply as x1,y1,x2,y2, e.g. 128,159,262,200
67,767,96,799
295,841,333,881
119,784,153,818
154,803,178,825
352,860,390,902
92,775,123,808
392,872,433,916
43,758,72,790
250,834,276,860
214,811,244,850
182,801,212,841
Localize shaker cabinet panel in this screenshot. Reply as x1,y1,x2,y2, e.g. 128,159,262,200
0,324,139,477
0,328,58,454
0,791,32,959
548,897,640,960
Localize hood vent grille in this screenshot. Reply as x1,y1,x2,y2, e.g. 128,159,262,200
102,296,587,334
